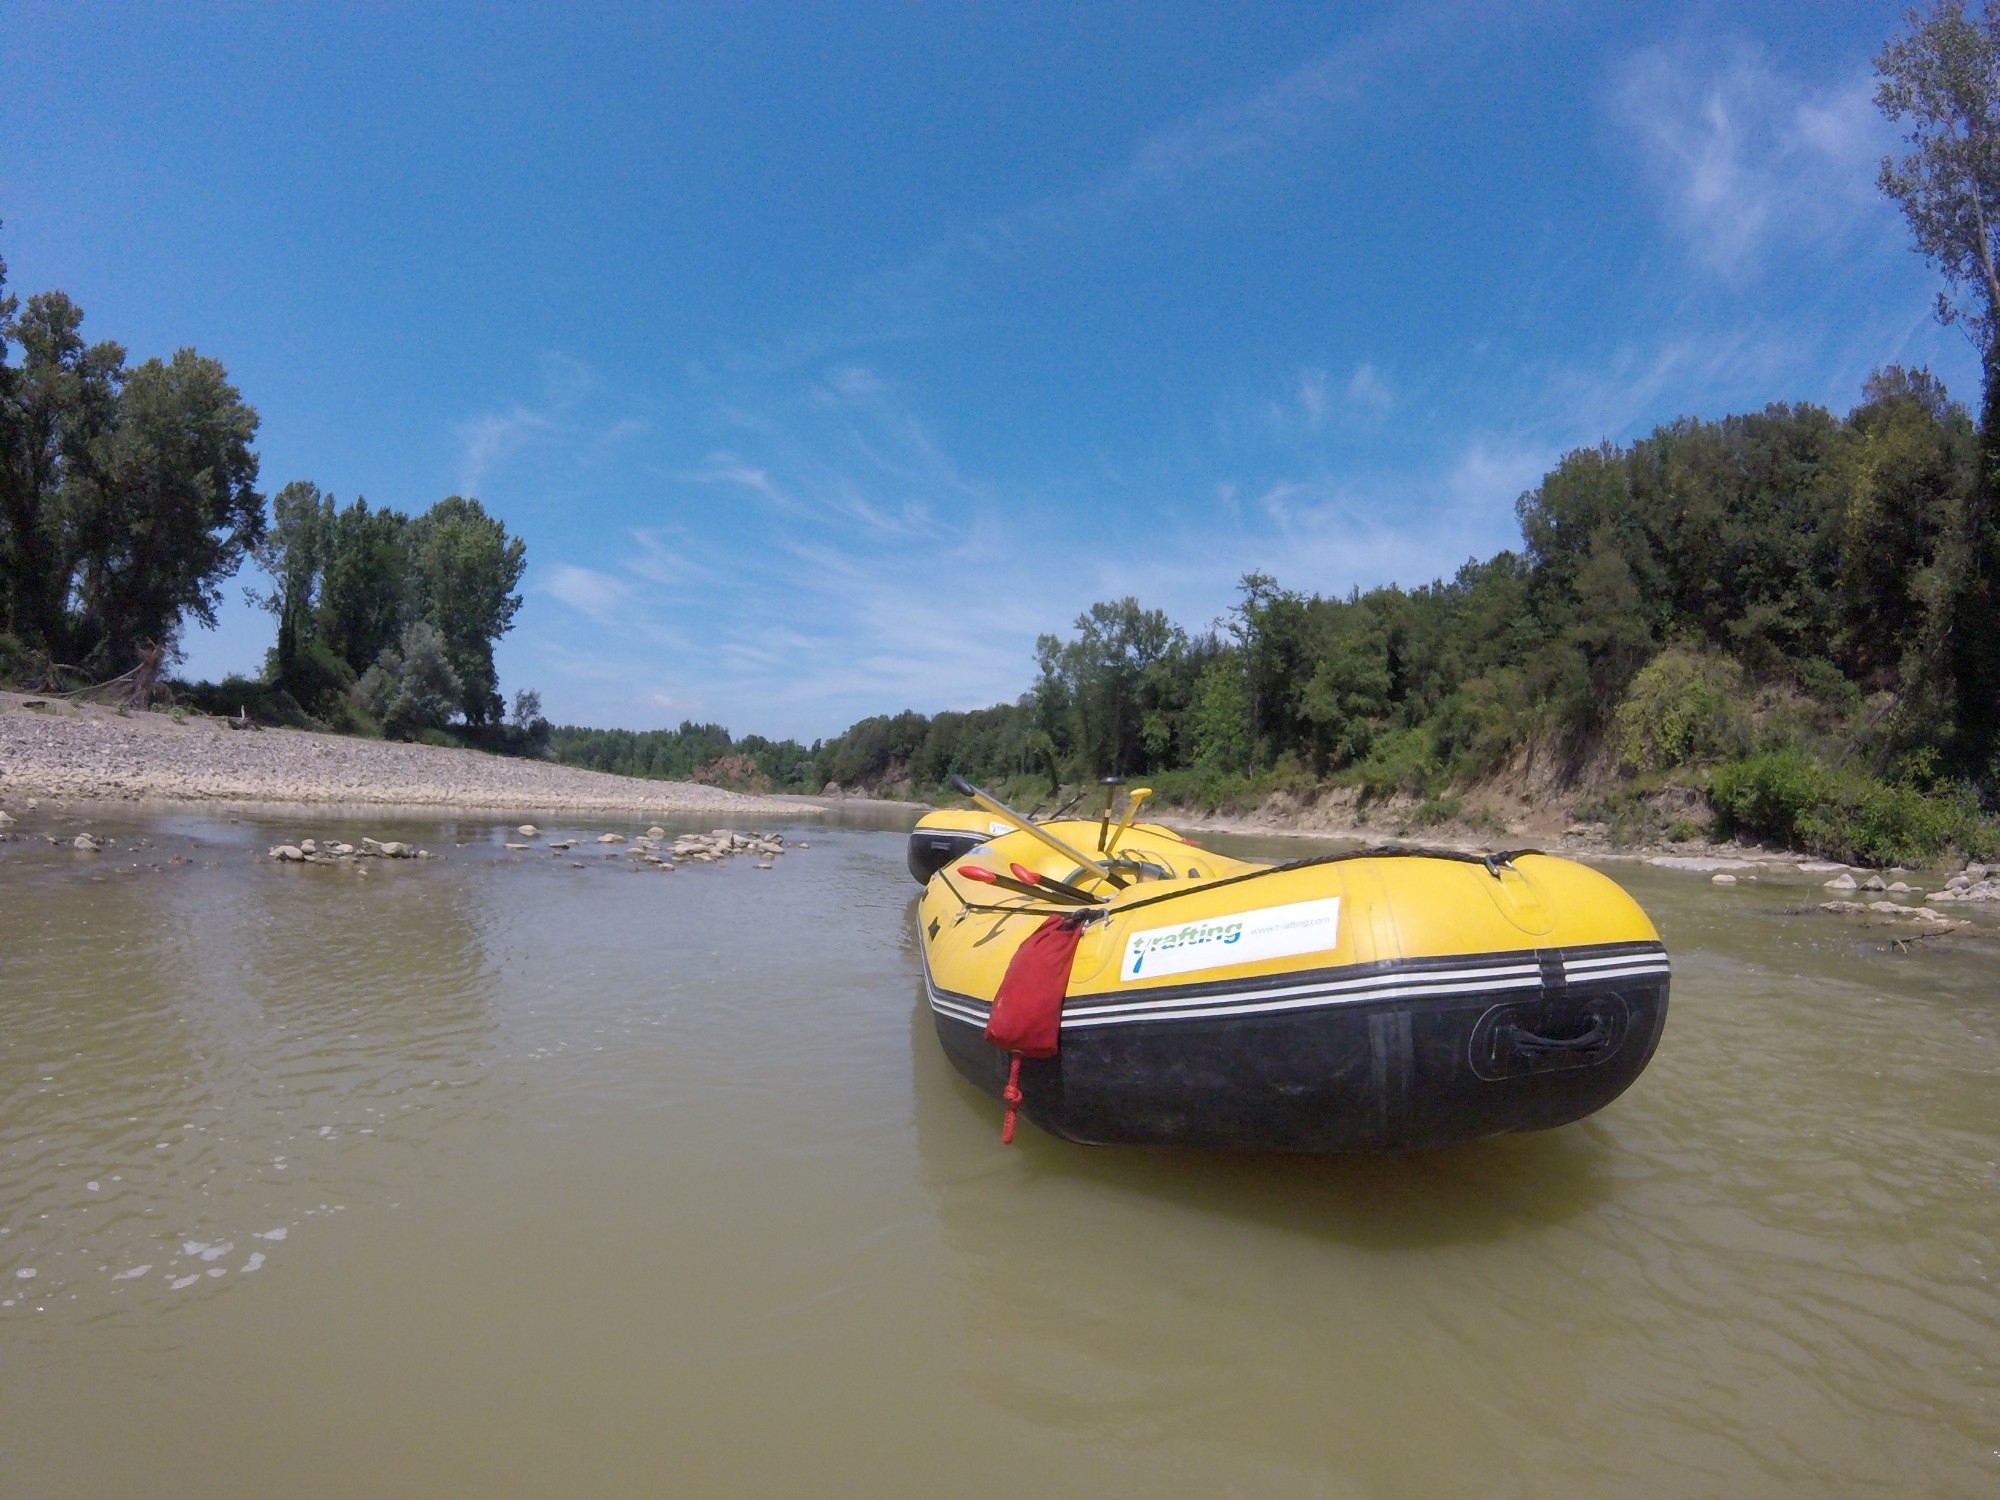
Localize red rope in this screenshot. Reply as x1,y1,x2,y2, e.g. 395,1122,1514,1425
1001,1054,1023,1144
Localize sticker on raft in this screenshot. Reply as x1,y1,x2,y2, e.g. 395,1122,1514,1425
1120,897,1341,981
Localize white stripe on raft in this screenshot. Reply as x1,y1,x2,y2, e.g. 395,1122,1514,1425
922,941,1667,1029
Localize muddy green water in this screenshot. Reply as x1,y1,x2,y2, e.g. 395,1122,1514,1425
1,807,1996,1497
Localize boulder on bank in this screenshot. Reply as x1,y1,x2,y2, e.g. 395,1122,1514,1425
1930,878,2000,904
1819,899,1965,931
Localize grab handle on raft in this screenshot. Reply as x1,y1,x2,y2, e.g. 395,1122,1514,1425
1505,1014,1607,1056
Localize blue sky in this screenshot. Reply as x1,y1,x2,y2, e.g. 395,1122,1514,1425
2,1,1972,739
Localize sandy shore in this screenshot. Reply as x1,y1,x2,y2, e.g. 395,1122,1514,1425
0,693,807,816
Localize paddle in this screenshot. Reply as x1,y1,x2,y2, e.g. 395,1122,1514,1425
949,776,1125,887
1009,862,1104,904
959,865,1097,906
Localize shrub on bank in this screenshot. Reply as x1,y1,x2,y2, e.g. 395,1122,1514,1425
1614,646,1750,771
1709,748,1999,865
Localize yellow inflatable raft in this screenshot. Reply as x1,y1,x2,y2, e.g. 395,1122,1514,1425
917,778,1670,1151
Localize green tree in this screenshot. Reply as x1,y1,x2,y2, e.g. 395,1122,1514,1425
1837,366,1974,706
0,261,261,677
0,276,124,664
1190,655,1254,771
316,497,410,677
1299,602,1393,764
1877,1,2000,774
404,495,526,725
70,348,263,669
1034,597,1182,776
251,480,333,687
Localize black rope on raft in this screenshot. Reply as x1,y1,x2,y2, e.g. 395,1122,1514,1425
1106,845,1547,918
934,872,1110,922
935,847,1546,922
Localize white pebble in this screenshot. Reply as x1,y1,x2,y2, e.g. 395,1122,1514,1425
206,1267,226,1278
86,1181,100,1192
14,1268,35,1279
170,1275,199,1289
242,1253,265,1273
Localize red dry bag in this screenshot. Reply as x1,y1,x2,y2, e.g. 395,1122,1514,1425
984,913,1085,1058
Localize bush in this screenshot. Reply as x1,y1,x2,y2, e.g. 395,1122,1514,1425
355,621,463,739
1348,726,1440,802
1144,765,1262,814
274,637,356,717
0,630,30,684
173,674,318,728
1614,646,1748,771
1709,747,1999,864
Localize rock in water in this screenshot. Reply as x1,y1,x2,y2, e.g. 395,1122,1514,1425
597,833,627,844
268,845,306,862
1862,874,1888,892
72,833,102,853
1823,873,1858,890
518,824,540,837
1711,873,1737,884
646,826,666,838
0,811,16,829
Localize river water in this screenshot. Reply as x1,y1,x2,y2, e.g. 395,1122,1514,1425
1,806,1995,1497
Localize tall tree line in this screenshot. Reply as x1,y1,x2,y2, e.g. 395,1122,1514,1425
0,249,530,734
559,364,1999,857
251,482,527,731
0,251,263,680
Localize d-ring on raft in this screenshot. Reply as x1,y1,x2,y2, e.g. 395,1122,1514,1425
913,779,1669,1152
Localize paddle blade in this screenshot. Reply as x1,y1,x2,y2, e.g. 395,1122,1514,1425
960,865,999,883
1009,863,1043,886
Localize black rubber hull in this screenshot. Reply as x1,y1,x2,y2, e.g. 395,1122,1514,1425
924,943,1668,1152
907,829,990,885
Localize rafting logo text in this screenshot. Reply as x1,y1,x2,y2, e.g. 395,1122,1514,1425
1120,897,1341,981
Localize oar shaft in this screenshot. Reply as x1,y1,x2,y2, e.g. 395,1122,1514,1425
949,776,1114,880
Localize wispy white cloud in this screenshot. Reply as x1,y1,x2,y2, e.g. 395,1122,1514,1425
725,16,1429,373
1608,42,1890,281
1298,368,1329,427
543,563,632,625
1346,362,1392,416
457,405,556,495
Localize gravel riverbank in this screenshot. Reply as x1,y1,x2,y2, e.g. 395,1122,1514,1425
0,693,804,816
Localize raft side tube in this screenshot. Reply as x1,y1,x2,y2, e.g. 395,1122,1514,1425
921,940,1669,1151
